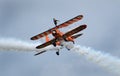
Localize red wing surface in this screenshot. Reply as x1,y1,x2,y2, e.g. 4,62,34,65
36,38,56,49
31,29,53,40
63,25,87,38
56,15,83,28
31,15,83,40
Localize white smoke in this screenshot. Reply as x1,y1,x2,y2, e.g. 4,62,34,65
0,38,38,52
0,38,120,75
71,45,120,75
0,38,61,52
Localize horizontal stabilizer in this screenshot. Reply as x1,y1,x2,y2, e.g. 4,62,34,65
71,33,83,39
34,50,46,56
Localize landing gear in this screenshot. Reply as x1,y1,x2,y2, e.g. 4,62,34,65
56,49,60,55
56,51,59,55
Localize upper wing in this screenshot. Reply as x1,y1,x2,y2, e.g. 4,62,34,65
56,15,83,28
63,24,87,38
36,38,56,49
31,15,83,40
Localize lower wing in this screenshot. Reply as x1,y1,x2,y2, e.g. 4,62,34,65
63,24,87,38
36,38,56,49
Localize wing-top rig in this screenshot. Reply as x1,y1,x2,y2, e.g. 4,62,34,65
30,15,87,56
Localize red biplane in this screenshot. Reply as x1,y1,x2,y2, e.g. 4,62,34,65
31,15,87,55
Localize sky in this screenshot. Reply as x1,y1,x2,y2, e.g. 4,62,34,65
0,0,120,76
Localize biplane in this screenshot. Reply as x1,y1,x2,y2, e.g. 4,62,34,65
30,15,87,56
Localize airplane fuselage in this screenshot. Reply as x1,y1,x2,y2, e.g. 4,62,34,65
51,29,74,46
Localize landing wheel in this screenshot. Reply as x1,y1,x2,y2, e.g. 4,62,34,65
56,51,59,55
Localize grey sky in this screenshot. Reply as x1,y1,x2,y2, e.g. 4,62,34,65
0,0,120,76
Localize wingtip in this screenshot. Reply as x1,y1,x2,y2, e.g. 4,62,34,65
81,24,87,29
30,37,36,40
36,46,41,49
36,46,39,49
30,37,33,40
77,15,83,19
80,15,83,18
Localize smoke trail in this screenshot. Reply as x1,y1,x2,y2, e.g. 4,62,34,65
71,45,120,75
0,38,60,52
0,38,120,75
0,38,38,52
